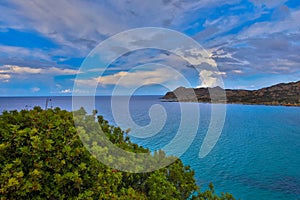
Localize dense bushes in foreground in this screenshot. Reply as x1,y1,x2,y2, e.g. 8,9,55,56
0,107,235,199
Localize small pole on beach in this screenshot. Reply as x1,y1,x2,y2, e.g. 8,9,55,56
45,98,49,110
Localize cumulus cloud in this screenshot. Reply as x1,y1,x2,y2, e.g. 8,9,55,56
174,48,217,67
198,70,224,88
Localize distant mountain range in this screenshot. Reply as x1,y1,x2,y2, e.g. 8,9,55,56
161,80,300,106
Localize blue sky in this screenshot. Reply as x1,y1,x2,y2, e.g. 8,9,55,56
0,0,300,96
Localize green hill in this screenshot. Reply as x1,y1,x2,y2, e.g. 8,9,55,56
162,80,300,106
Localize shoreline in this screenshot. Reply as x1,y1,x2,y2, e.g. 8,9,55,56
160,98,300,107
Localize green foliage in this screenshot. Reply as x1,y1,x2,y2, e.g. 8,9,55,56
192,183,235,200
0,107,235,199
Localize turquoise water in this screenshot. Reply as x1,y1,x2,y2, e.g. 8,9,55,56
0,96,299,199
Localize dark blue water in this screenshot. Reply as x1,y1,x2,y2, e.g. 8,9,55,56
1,96,299,200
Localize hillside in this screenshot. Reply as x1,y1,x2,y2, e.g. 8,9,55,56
162,80,300,106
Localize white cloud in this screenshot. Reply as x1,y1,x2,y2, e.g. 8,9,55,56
1,0,244,57
0,65,78,75
198,70,223,88
0,65,78,83
0,74,11,82
0,45,52,61
3,1,175,54
216,71,227,76
60,89,72,93
174,47,217,67
76,67,182,88
31,87,40,92
98,68,181,87
47,67,78,75
238,9,300,40
232,70,243,74
212,49,251,66
5,66,42,74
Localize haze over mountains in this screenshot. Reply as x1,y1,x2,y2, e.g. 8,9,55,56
162,80,300,106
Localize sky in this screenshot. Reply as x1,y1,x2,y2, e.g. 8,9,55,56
0,0,300,96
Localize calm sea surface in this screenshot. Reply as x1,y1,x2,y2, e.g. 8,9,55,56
0,96,299,200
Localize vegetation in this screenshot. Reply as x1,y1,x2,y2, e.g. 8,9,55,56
162,80,300,106
0,107,235,199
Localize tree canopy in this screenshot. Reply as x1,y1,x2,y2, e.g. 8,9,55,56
0,107,235,199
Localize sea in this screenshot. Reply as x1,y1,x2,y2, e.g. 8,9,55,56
0,96,299,200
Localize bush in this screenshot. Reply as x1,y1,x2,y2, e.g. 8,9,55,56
0,107,234,199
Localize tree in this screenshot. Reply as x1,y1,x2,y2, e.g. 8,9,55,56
0,107,235,199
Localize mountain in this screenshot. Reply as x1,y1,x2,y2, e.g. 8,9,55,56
161,80,300,106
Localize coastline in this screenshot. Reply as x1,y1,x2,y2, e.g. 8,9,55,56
161,80,300,107
160,98,300,107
